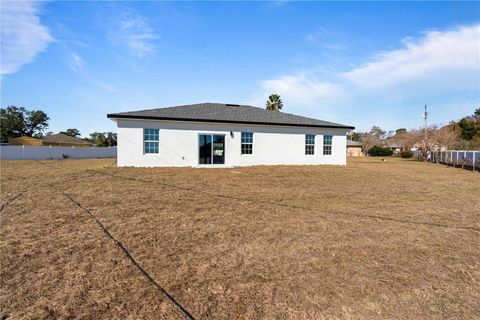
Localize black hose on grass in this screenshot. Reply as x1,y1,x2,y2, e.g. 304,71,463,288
87,169,480,233
31,161,478,234
58,189,196,320
0,192,25,213
30,159,196,318
33,159,60,169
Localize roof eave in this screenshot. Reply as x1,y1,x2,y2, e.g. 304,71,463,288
107,114,355,130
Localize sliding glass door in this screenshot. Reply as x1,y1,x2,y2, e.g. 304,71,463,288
199,134,224,165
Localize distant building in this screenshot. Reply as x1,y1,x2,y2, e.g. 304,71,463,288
8,136,43,146
384,142,404,154
42,133,92,147
347,140,364,156
9,133,92,147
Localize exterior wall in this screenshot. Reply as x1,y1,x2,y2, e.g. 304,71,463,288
347,146,363,157
0,146,116,160
115,119,348,167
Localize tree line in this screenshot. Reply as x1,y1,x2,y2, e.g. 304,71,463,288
0,106,117,146
349,108,480,155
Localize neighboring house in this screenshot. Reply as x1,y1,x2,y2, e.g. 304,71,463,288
411,141,446,152
384,142,404,154
9,133,92,147
8,136,43,146
42,133,92,147
347,140,363,156
107,103,354,167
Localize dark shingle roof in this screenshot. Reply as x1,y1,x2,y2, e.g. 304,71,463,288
107,103,354,129
43,133,92,145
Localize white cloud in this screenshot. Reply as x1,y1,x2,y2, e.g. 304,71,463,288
343,24,480,88
249,72,348,120
257,72,343,108
68,52,84,73
253,23,480,129
255,24,480,108
111,13,159,58
0,1,54,76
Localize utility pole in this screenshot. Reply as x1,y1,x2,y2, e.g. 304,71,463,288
422,105,428,161
423,105,428,142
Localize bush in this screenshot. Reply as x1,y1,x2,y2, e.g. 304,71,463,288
368,145,393,156
400,150,413,158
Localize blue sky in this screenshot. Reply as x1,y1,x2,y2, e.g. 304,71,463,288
1,1,479,137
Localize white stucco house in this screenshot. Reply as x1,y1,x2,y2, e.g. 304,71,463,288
107,103,354,167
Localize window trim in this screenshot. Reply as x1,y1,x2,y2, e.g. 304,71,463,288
305,134,315,155
143,128,159,154
323,135,333,155
241,132,253,155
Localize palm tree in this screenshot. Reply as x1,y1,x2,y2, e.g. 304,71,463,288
266,94,283,111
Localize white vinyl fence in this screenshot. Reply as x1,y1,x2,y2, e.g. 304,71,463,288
429,150,479,172
0,145,117,160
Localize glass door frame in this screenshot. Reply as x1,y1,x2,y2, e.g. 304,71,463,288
198,133,226,165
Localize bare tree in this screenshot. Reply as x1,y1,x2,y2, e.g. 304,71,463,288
402,127,435,156
360,127,384,156
431,125,461,150
394,125,460,161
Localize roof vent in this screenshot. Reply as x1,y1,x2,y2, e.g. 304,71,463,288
226,104,240,107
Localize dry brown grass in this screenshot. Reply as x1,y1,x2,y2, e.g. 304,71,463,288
1,157,479,319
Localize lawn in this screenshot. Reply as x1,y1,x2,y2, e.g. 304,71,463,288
1,157,479,319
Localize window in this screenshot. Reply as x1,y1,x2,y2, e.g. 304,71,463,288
305,134,315,155
144,129,159,154
241,132,253,154
323,135,332,155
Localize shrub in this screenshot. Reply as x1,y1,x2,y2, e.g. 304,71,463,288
368,145,393,156
400,150,413,158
